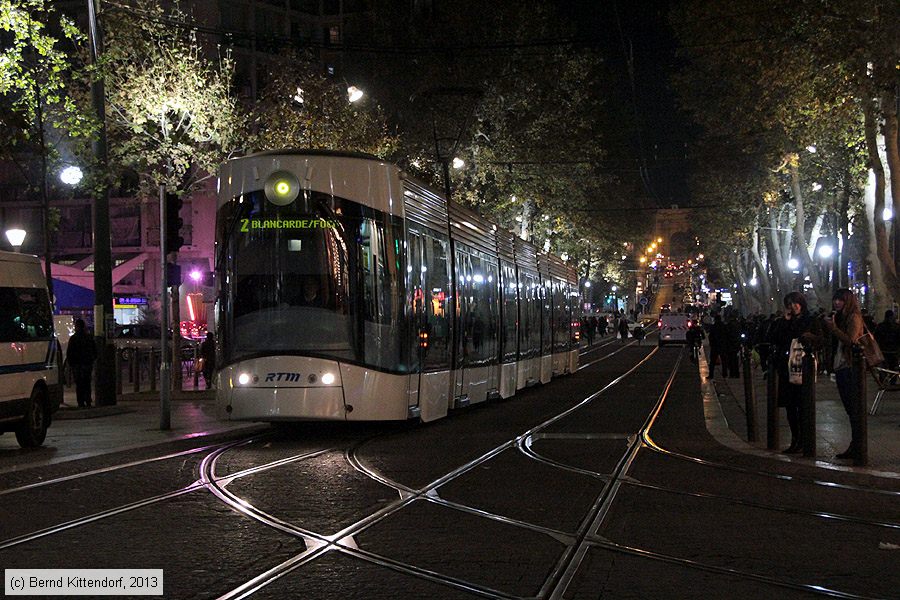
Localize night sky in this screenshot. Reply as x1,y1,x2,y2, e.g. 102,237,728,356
563,0,693,208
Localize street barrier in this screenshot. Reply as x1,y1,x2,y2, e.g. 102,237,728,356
766,355,778,450
801,344,816,458
742,344,757,442
852,345,868,466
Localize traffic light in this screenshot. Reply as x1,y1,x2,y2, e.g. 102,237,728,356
166,262,182,284
164,193,184,254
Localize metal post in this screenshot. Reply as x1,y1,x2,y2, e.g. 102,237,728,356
115,349,122,395
742,344,757,442
801,345,816,457
766,353,778,450
149,349,157,393
133,348,141,393
159,184,171,430
193,345,200,388
852,346,868,466
87,0,115,407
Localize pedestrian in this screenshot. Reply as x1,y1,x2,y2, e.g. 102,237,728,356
586,316,597,346
597,315,607,338
618,316,629,343
708,314,728,378
66,318,97,408
874,310,900,370
769,292,823,453
633,323,645,345
821,289,864,460
200,332,216,389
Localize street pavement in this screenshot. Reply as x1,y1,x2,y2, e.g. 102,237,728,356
4,342,896,481
704,346,900,479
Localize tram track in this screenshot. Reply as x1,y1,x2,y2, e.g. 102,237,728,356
210,340,667,599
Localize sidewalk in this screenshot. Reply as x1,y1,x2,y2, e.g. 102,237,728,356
0,386,265,474
700,348,900,478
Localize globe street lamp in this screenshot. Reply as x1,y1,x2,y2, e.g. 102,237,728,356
6,228,26,252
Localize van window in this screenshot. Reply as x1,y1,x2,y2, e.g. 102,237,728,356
0,287,53,342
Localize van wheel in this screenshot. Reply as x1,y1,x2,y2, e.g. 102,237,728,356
15,388,49,448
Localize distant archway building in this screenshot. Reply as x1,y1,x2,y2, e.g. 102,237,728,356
653,208,696,262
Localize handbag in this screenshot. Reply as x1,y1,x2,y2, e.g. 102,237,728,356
788,338,804,384
857,327,885,366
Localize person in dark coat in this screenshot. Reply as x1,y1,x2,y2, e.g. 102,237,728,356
874,310,900,370
707,314,729,378
200,333,216,389
770,291,824,453
66,318,97,408
617,316,629,343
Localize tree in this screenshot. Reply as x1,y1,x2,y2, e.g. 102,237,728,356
248,50,397,156
99,1,243,197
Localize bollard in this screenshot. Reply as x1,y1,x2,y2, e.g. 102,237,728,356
133,349,141,393
801,344,816,458
742,344,757,442
852,345,868,466
766,353,778,450
150,349,158,392
115,349,123,395
193,346,200,389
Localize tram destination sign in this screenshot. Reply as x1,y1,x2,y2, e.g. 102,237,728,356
240,218,338,232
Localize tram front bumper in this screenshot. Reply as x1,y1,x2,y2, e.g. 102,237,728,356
223,385,347,421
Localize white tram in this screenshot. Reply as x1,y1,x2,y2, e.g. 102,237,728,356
214,151,578,423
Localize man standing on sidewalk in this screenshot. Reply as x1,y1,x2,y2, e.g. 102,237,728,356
67,318,97,408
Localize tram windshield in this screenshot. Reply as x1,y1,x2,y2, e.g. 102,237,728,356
217,190,408,372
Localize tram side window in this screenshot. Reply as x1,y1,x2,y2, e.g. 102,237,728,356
552,279,569,352
422,230,452,371
541,279,552,354
500,261,518,363
457,249,499,367
518,272,540,359
359,217,405,371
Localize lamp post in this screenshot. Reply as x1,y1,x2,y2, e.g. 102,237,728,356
6,228,27,252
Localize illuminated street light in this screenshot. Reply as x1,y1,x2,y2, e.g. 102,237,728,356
806,145,817,153
639,256,647,263
59,165,83,186
818,245,834,259
749,277,758,286
189,269,203,282
884,207,894,221
611,285,618,292
5,228,26,251
584,281,592,288
788,258,800,270
347,85,364,103
657,237,663,243
452,157,465,169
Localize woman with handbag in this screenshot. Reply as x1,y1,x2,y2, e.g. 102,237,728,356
822,288,865,460
770,292,823,453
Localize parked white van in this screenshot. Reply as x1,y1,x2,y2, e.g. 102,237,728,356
0,251,63,447
657,313,693,346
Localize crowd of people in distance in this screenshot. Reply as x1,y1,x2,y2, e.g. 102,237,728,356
580,288,897,463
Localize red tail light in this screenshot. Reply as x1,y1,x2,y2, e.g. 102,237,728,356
657,319,662,328
687,320,693,328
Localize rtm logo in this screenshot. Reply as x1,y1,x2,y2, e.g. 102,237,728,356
265,372,302,382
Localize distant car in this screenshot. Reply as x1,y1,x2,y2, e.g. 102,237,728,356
658,313,693,346
660,303,672,314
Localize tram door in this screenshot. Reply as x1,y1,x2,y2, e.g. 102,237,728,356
407,227,453,421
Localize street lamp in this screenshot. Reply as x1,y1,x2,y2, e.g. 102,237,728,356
452,157,465,169
883,207,894,221
6,228,26,252
787,258,800,270
347,85,364,103
817,244,834,259
59,165,83,186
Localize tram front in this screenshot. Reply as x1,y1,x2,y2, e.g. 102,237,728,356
214,152,413,421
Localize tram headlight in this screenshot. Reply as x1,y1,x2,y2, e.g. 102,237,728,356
237,373,251,385
321,372,335,385
264,170,301,206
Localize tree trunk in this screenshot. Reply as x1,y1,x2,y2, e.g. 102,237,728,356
863,93,900,306
788,158,828,309
883,85,900,268
751,227,773,311
839,182,850,288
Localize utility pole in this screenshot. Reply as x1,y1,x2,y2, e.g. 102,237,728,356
87,0,116,405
